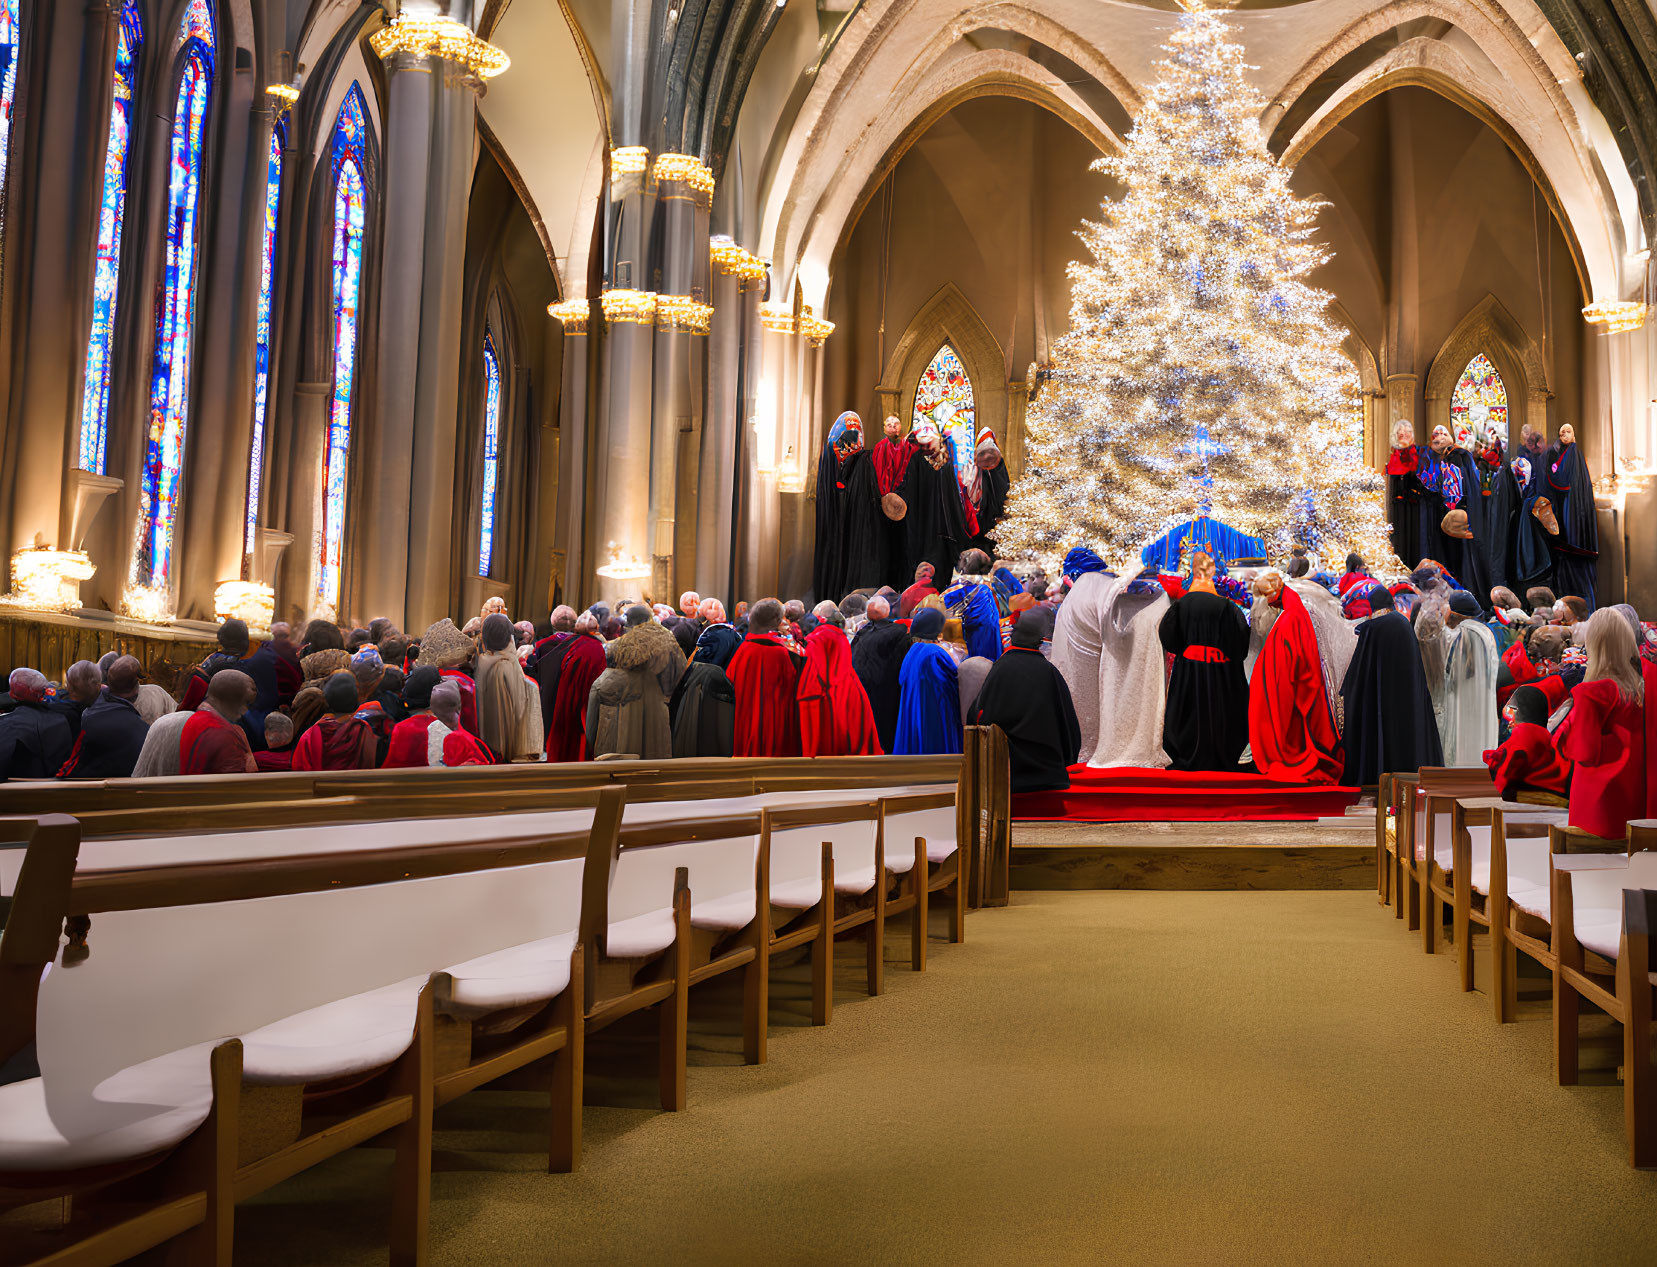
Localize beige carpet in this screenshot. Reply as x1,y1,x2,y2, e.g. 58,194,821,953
234,892,1657,1265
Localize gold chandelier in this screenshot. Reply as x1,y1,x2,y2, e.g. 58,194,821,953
370,14,510,79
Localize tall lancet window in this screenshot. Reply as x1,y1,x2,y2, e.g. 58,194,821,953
1449,352,1508,450
912,343,977,491
134,0,215,593
317,86,368,618
479,329,502,576
0,0,22,248
245,122,283,564
78,0,143,475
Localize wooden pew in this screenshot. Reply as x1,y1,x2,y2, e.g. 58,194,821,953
1405,767,1497,952
1549,822,1657,1167
1447,797,1568,1001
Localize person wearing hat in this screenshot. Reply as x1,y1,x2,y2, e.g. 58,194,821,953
967,611,1082,792
1049,555,1115,765
1484,684,1573,800
416,617,480,736
1416,588,1500,766
1339,585,1444,785
894,606,963,756
899,419,973,597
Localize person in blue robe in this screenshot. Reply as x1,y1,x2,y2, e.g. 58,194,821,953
894,608,963,755
1544,423,1599,610
1509,447,1552,590
942,549,1006,662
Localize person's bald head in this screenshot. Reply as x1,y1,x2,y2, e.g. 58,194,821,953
783,600,805,622
699,597,726,624
264,712,293,749
206,669,255,720
65,660,102,703
550,605,577,633
574,610,600,635
97,650,119,678
866,595,891,621
105,656,143,700
270,621,292,645
680,591,700,618
429,681,462,727
749,598,785,634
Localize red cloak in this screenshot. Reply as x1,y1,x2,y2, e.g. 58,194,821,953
439,669,480,736
1483,722,1572,799
1561,678,1646,838
872,436,918,496
179,710,253,775
291,713,377,771
1248,586,1344,784
548,633,607,763
1647,661,1657,820
385,713,439,768
798,626,883,757
728,632,803,757
441,727,494,766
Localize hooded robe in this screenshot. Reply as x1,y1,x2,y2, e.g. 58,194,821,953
1090,571,1172,769
798,625,883,756
693,622,743,669
1049,570,1113,763
1387,445,1424,569
544,633,606,762
840,448,887,594
850,617,911,753
941,574,1005,663
968,642,1082,792
1417,603,1500,767
900,446,972,588
1338,588,1443,785
669,661,736,758
526,632,575,742
1287,578,1359,730
813,414,857,600
1510,454,1553,590
292,712,378,771
585,621,685,761
1249,586,1344,784
1474,442,1521,592
1158,589,1250,771
894,635,963,757
1545,441,1599,609
728,632,804,757
475,645,541,762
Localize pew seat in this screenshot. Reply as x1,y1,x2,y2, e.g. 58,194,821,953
442,931,577,1015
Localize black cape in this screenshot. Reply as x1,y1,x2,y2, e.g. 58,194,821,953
967,646,1082,792
526,634,576,742
1474,449,1520,594
813,438,847,601
1339,608,1443,785
839,449,887,594
693,623,742,670
1545,442,1599,610
972,461,1011,554
1419,447,1489,596
1158,591,1250,771
850,618,912,754
900,455,972,586
1389,462,1423,570
1513,458,1553,590
669,661,735,758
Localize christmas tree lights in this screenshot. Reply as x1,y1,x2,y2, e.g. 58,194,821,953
997,5,1396,572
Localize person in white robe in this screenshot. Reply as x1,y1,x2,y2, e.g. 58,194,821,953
1416,588,1499,765
1090,565,1172,768
1050,570,1113,762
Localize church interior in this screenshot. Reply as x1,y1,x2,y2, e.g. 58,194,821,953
2,0,1657,1262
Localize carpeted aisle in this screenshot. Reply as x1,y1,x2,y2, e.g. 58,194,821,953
236,892,1657,1265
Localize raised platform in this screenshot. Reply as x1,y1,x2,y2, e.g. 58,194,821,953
1010,817,1374,891
1011,766,1361,823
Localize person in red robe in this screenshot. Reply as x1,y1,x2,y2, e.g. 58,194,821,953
1248,573,1344,784
415,618,481,735
179,671,258,775
253,713,297,772
1557,608,1646,838
269,622,304,705
898,563,939,619
728,598,804,757
798,622,883,757
292,672,379,771
871,413,918,496
1484,684,1572,799
384,667,444,768
546,612,608,762
431,681,493,766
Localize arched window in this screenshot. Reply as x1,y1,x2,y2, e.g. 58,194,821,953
478,328,502,577
77,0,142,475
1449,352,1507,450
912,343,977,490
317,85,368,618
245,121,283,565
134,0,215,592
0,0,22,248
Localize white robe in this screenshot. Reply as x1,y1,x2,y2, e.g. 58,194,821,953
1288,579,1358,730
1090,571,1172,769
1418,609,1499,766
1050,571,1112,763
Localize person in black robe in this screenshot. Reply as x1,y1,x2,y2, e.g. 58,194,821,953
840,439,887,594
525,617,578,744
969,429,1010,556
812,411,864,601
1510,446,1553,591
1157,553,1250,771
1386,422,1424,569
692,612,742,670
1339,584,1444,786
850,594,912,753
967,610,1082,792
1543,423,1599,610
669,660,736,757
899,420,972,587
1418,425,1489,596
1472,427,1520,594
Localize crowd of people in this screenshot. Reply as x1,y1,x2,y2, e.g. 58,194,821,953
1,525,1653,842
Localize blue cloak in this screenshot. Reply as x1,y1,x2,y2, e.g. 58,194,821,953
894,642,964,756
942,578,1004,662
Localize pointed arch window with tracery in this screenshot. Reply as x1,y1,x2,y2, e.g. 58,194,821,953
1449,353,1507,450
912,343,977,490
317,85,368,618
479,328,502,577
78,0,143,475
133,0,216,595
245,121,283,565
0,0,22,259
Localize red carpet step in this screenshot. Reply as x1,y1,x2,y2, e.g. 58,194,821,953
1012,766,1361,823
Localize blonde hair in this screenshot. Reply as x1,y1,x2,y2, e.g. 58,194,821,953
918,594,947,614
1584,607,1644,705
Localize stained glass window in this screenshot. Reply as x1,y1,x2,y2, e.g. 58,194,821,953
1449,352,1508,450
245,123,283,563
134,0,215,590
912,344,977,490
479,329,501,576
0,0,22,253
317,86,368,617
78,0,142,474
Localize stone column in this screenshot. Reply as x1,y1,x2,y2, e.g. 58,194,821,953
551,301,590,608
696,244,746,599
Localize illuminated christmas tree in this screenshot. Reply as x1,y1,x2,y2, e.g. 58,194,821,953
997,3,1396,571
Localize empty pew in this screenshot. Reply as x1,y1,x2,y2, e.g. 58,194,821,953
1402,767,1497,951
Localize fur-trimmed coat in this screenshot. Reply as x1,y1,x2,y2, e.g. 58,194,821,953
584,621,688,760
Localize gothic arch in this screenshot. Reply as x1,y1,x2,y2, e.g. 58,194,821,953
1423,293,1551,445
878,282,1009,473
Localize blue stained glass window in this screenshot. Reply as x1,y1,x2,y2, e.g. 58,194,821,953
479,330,501,576
0,0,22,244
78,0,142,474
135,0,216,589
912,344,977,490
318,86,368,617
245,124,283,562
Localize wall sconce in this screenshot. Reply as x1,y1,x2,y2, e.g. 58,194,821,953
214,580,276,634
0,548,96,613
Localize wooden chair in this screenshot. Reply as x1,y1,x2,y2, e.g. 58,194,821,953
1549,824,1657,1166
